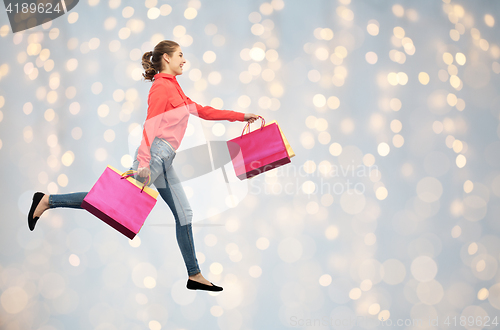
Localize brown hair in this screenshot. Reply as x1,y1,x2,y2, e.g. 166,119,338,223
141,40,180,82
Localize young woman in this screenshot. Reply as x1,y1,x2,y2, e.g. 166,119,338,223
28,40,259,292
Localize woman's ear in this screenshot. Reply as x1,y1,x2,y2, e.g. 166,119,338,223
163,53,169,64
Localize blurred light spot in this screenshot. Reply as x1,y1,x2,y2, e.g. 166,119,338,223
184,7,197,19
367,20,380,36
308,70,320,82
208,71,222,85
278,237,302,263
468,242,478,255
210,262,223,275
260,2,273,15
38,171,49,184
129,236,141,247
325,225,339,240
204,234,217,247
251,23,265,36
68,12,79,24
327,96,340,109
365,233,376,245
91,82,103,95
98,104,109,117
419,72,430,85
451,225,461,238
416,280,444,305
148,7,161,19
417,177,443,202
256,237,269,250
319,274,332,286
248,12,261,23
104,17,117,30
349,288,362,300
122,6,134,18
250,47,266,61
313,94,326,107
411,256,438,282
249,265,262,278
57,174,68,187
104,129,115,142
48,182,58,193
1,287,28,314
203,51,216,63
393,134,404,148
485,14,495,27
393,26,405,38
23,126,33,143
144,276,156,288
210,97,223,109
390,120,402,133
340,118,355,134
455,52,466,65
456,154,466,168
237,95,251,108
211,305,224,317
71,127,82,140
95,148,108,161
69,254,80,266
315,47,329,61
450,29,460,41
337,6,354,20
443,52,454,65
66,58,78,71
335,46,348,59
378,142,390,156
392,4,404,17
160,4,172,16
149,320,161,330
376,187,388,200
302,180,316,194
369,303,381,315
340,190,366,215
61,150,75,166
365,52,378,64
478,288,489,300
329,142,342,156
45,109,55,122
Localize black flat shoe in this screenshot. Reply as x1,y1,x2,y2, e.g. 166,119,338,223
186,279,223,292
28,192,45,231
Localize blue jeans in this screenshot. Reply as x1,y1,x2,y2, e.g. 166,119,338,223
48,137,201,276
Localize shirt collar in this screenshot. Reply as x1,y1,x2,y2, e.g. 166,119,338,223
154,72,176,80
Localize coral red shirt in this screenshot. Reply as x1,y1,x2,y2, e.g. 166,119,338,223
137,72,246,169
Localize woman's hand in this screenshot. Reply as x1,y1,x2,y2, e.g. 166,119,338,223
138,167,151,178
244,113,259,123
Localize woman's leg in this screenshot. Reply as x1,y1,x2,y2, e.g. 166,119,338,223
33,192,88,219
48,192,88,209
154,160,201,277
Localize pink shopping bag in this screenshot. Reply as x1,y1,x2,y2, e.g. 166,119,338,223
226,116,291,180
81,165,159,239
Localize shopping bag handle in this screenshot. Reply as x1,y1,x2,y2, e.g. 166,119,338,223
121,170,151,193
241,115,266,137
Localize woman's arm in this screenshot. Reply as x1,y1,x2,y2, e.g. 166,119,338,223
186,96,246,122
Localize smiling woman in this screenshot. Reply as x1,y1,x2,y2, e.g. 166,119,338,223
27,39,260,293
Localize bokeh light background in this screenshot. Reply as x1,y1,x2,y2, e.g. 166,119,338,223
2,0,500,329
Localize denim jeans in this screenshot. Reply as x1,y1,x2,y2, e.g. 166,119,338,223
48,137,201,276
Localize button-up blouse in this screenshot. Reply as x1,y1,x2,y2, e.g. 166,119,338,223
137,72,246,169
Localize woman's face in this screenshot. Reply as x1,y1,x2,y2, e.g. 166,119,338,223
163,47,186,76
